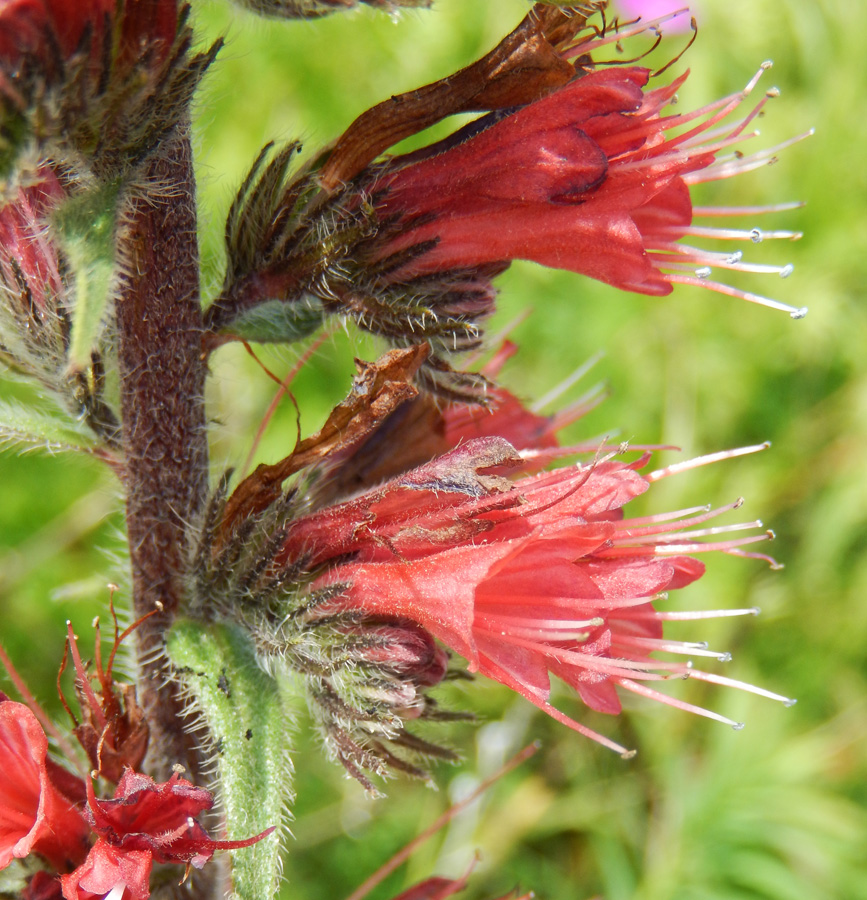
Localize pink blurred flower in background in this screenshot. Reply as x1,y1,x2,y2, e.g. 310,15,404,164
616,0,698,29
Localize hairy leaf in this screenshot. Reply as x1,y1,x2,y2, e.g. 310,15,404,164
0,398,100,453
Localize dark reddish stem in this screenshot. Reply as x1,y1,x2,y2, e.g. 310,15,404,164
115,125,208,780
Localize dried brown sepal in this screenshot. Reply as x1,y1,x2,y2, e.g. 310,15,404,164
220,344,429,539
72,681,149,784
61,614,150,783
319,2,605,190
311,381,447,505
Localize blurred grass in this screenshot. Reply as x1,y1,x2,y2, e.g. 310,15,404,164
2,0,866,897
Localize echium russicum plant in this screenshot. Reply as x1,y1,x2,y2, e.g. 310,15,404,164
0,1,811,899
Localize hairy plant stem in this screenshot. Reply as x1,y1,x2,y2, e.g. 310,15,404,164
116,125,208,782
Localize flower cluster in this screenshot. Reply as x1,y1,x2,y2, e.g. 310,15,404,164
196,343,793,788
0,1,807,897
206,3,807,397
294,438,793,756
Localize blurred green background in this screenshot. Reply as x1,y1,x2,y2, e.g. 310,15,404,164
1,0,865,898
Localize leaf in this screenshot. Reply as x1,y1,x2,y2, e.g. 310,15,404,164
0,398,100,453
52,180,122,373
167,620,293,900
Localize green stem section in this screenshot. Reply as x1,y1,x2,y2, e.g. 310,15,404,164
168,620,293,900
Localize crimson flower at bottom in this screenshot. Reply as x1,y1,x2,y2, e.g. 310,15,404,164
60,771,275,900
0,698,89,872
0,694,273,900
278,437,791,755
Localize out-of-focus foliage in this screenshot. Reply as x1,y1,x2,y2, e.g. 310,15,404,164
1,0,864,898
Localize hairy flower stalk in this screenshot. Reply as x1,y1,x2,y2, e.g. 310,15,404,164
0,0,220,781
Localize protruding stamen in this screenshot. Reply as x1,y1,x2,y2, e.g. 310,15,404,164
622,503,712,527
685,129,815,183
664,225,802,241
688,670,797,706
635,533,773,556
623,519,766,547
648,443,770,481
531,351,605,412
664,274,808,318
691,202,805,217
617,678,746,729
725,547,784,569
535,698,634,757
617,635,733,660
653,607,760,621
660,258,797,278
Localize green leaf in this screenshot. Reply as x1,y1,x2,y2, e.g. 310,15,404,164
167,620,292,900
221,295,325,344
52,180,122,373
0,399,100,454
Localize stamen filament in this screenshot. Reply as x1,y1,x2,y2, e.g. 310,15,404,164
649,443,770,480
688,669,797,706
664,274,808,318
618,678,745,729
531,351,605,412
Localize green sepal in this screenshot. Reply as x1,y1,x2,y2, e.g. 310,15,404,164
52,180,122,373
0,398,100,454
221,295,325,343
167,620,292,900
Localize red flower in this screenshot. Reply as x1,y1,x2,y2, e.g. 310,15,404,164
0,697,89,872
60,770,275,900
279,438,792,755
372,60,808,319
61,842,151,900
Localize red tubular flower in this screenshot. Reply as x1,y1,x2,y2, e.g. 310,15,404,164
372,49,808,319
207,5,808,398
0,698,89,872
279,438,793,756
0,0,111,68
